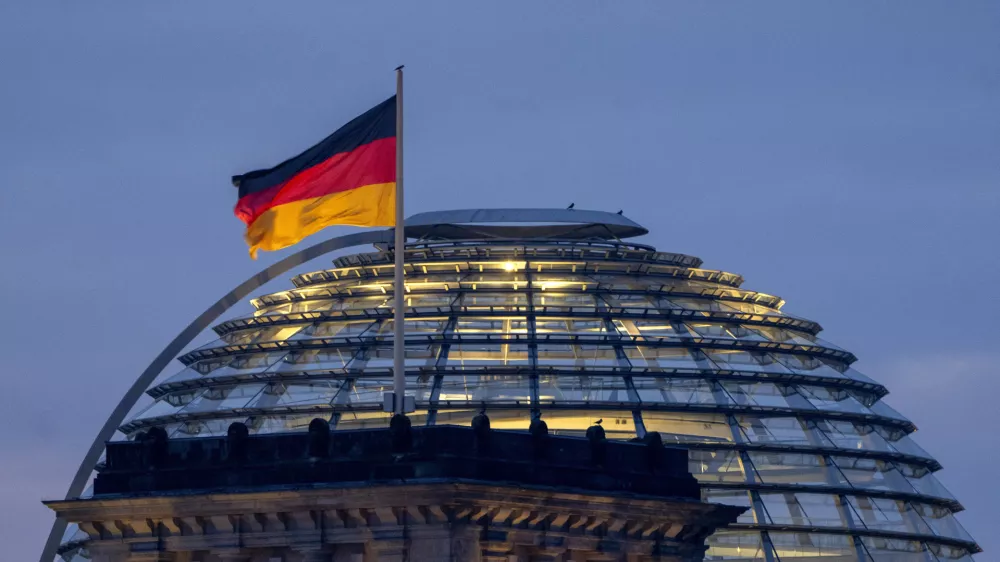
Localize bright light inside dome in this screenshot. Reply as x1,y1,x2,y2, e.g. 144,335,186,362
503,262,516,271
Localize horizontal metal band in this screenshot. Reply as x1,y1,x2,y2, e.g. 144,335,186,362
178,332,856,366
212,304,822,337
726,523,979,554
291,260,746,290
707,481,963,512
121,399,915,437
252,283,786,310
147,365,887,401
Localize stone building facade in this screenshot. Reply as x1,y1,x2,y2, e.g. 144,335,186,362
45,419,744,561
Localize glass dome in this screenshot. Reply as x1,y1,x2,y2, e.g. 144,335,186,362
69,211,979,561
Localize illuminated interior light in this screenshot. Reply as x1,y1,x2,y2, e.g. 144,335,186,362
504,261,516,272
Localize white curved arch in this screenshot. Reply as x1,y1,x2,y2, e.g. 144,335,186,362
40,229,394,562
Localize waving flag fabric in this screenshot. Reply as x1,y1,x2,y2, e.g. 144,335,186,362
232,96,396,258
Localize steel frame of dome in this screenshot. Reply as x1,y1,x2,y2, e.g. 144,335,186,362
50,209,980,561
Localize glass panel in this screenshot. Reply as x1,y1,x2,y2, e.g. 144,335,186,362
641,412,734,444
298,320,380,338
759,492,849,528
706,350,787,373
623,346,702,369
405,293,457,308
911,503,974,542
814,420,896,453
829,457,917,495
193,326,300,349
437,375,533,403
533,292,596,308
620,319,689,338
860,536,932,561
600,293,655,308
532,410,636,439
748,326,818,346
364,345,443,367
773,354,848,380
534,317,611,335
690,449,746,483
688,323,767,341
769,532,858,559
670,298,738,312
133,390,202,420
536,344,620,368
847,495,932,535
462,292,529,310
459,272,528,291
192,352,287,377
797,385,871,415
172,417,239,437
251,381,343,408
182,384,265,413
455,317,529,335
536,375,632,403
253,413,323,434
276,349,352,372
340,377,430,405
903,466,956,501
927,544,976,561
335,411,393,430
448,343,529,366
633,377,720,405
263,295,385,313
877,428,933,459
705,530,773,561
436,408,533,431
723,382,807,408
736,416,816,446
723,301,786,316
747,452,839,486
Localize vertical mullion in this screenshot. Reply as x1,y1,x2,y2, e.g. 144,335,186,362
426,316,457,425
524,253,539,414
716,387,778,562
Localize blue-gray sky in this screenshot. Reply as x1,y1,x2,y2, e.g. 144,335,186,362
1,2,997,559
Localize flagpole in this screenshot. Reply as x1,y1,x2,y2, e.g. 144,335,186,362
393,65,406,414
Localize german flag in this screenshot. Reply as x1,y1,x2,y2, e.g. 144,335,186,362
232,96,396,258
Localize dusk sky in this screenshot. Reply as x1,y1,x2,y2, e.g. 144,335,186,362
1,2,997,559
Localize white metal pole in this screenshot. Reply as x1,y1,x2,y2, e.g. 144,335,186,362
392,65,406,414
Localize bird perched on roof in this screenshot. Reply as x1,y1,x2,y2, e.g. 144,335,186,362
567,203,575,209
616,210,623,215
595,418,603,425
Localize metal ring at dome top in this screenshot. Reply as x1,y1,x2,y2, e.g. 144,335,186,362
404,208,650,241
290,263,747,290
250,286,787,311
338,238,698,266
